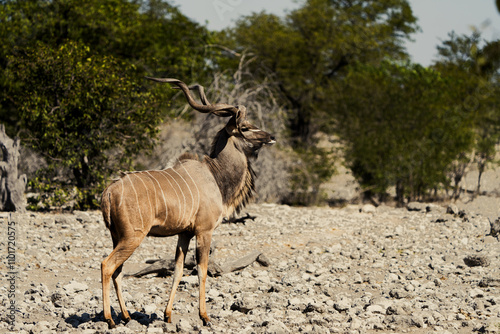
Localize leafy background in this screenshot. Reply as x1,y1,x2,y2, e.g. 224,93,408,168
1,0,499,210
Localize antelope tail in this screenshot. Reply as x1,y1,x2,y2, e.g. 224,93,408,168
101,191,112,230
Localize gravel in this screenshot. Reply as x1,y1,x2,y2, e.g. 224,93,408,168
2,201,500,333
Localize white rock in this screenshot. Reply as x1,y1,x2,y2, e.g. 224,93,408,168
470,288,485,298
361,204,377,214
366,304,385,314
147,328,164,334
63,281,88,294
334,297,351,312
144,303,157,314
180,275,198,285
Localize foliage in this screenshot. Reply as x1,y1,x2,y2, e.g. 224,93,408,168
286,145,336,206
1,0,499,210
9,41,161,209
0,0,216,209
225,0,419,145
333,61,476,203
0,0,213,129
434,32,500,196
215,0,419,205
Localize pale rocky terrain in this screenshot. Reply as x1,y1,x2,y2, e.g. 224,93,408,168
1,196,499,333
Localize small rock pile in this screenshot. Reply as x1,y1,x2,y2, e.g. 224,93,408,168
1,202,499,333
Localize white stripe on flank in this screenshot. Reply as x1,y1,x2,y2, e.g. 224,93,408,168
170,166,194,222
166,168,187,225
178,160,200,221
134,173,153,225
144,172,158,216
146,171,168,225
127,175,144,231
159,170,183,225
118,178,125,207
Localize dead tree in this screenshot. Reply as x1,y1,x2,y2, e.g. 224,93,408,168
0,125,27,212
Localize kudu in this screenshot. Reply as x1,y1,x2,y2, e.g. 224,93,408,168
100,78,275,328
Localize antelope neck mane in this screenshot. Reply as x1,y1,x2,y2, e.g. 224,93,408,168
205,128,256,215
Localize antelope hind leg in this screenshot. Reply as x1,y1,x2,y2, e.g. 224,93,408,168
101,258,116,329
112,264,131,323
102,241,142,329
165,232,192,323
196,231,213,326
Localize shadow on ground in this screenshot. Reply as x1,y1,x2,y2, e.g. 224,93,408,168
65,309,161,329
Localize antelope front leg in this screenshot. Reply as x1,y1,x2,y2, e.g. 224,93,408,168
165,233,192,323
196,231,213,326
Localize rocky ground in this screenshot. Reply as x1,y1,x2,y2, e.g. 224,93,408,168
1,198,499,333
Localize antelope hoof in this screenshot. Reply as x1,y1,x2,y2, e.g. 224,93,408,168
165,314,172,323
122,315,131,323
201,316,212,327
106,319,116,329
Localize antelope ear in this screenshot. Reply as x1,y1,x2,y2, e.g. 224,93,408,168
226,106,247,135
233,106,248,132
225,114,239,135
236,106,247,124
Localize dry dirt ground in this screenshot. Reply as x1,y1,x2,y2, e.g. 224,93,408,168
1,195,499,334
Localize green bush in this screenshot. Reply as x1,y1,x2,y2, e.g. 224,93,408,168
9,41,161,208
333,62,475,203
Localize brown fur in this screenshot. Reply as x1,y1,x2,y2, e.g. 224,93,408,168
205,155,255,215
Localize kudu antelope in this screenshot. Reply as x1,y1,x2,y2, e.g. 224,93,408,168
100,78,275,328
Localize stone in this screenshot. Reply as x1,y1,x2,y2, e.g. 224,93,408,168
370,297,393,311
366,304,385,314
360,204,376,214
479,277,500,288
180,275,198,285
334,297,351,312
353,273,363,284
262,319,290,334
407,202,428,212
175,319,192,332
63,281,88,294
488,218,500,238
144,303,157,314
10,202,500,333
126,319,144,331
463,255,490,267
446,204,459,215
231,299,256,314
470,288,485,298
389,289,411,299
74,211,91,223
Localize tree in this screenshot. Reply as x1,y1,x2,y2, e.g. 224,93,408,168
8,41,161,209
215,0,418,204
0,124,27,212
0,0,217,209
434,32,500,196
333,61,475,203
0,0,213,133
226,0,419,145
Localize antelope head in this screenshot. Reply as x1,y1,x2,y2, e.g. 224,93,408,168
145,77,276,157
